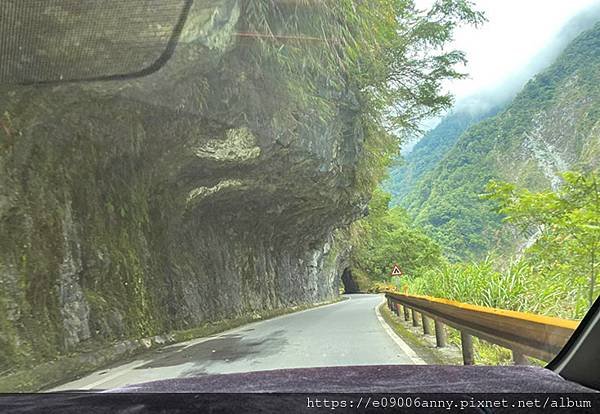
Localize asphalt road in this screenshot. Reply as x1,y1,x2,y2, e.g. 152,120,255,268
51,294,424,391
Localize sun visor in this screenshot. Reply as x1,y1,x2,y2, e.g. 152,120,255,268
0,0,191,84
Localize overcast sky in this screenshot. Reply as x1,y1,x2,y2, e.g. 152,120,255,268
416,0,600,102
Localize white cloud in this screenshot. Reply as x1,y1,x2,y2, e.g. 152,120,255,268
417,0,600,101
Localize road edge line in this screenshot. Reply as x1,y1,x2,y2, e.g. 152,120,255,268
375,299,426,365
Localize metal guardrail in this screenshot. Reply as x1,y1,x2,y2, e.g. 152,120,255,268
385,292,579,365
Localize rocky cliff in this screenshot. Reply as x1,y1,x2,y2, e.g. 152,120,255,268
0,1,365,371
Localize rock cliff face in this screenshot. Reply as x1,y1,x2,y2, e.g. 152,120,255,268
0,1,365,369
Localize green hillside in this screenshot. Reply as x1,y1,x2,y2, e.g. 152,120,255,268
385,106,501,205
402,22,600,260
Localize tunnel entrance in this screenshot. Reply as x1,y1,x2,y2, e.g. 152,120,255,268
341,267,360,294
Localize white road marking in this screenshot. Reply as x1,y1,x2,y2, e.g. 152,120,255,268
375,299,426,365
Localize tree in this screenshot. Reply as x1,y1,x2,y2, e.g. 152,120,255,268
484,171,600,306
243,0,485,194
351,189,443,283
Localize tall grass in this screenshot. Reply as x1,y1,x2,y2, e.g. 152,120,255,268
395,257,585,319
385,257,588,365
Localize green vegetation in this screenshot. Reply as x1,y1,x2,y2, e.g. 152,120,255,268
485,171,600,311
385,22,600,260
387,172,600,364
351,189,443,284
359,172,600,364
353,178,598,320
401,258,586,319
242,0,484,195
362,170,600,365
355,25,600,364
384,105,502,204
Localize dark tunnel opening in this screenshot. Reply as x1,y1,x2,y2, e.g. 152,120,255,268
341,267,360,294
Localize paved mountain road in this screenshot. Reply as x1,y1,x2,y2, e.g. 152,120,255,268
51,294,423,391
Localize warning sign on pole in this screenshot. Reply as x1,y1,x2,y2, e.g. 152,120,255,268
391,264,402,276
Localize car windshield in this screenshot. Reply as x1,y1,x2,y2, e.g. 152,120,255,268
0,0,599,393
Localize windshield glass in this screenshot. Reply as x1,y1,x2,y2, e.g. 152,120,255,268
0,0,599,393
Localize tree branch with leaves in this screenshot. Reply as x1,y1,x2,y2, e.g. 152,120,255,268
484,171,600,307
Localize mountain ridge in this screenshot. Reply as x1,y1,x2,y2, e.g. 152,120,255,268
393,21,600,260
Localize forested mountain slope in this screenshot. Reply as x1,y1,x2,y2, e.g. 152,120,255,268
386,3,600,211
403,22,600,260
385,106,501,204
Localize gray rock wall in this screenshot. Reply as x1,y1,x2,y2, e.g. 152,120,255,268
0,0,365,370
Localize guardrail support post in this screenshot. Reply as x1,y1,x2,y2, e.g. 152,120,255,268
461,332,474,365
411,309,419,327
422,314,432,335
395,303,402,316
434,320,446,347
383,292,575,363
512,349,528,365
